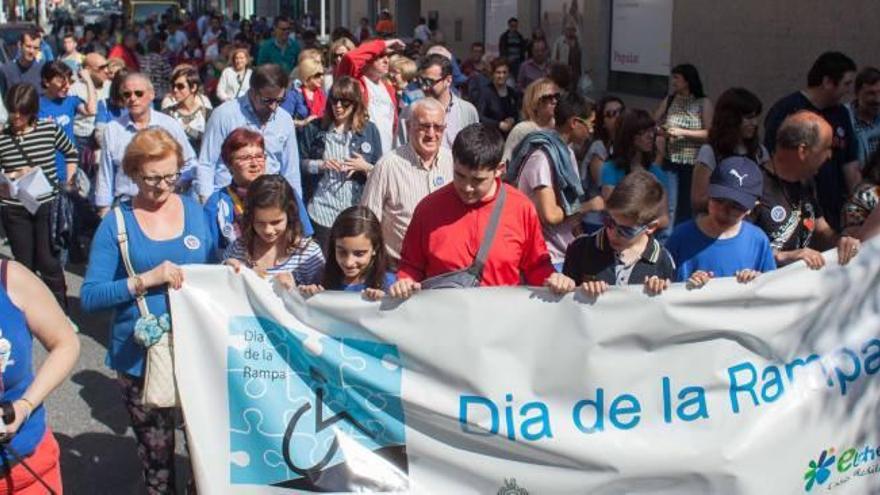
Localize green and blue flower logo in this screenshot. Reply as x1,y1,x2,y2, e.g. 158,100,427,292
804,448,836,492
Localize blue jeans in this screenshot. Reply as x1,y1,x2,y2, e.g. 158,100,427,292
662,161,695,227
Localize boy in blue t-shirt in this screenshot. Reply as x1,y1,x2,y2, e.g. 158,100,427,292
666,156,776,288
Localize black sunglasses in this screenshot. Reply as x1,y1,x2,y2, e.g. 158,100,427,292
539,92,560,102
330,96,356,109
258,94,286,106
122,90,146,99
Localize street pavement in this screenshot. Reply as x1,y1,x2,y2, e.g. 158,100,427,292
19,247,193,494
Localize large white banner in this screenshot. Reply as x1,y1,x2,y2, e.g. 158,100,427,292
170,241,880,494
611,0,674,76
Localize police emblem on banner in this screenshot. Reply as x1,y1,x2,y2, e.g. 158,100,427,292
227,317,409,491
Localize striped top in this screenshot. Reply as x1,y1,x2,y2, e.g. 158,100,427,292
306,128,362,228
0,120,76,207
360,144,454,262
223,237,325,286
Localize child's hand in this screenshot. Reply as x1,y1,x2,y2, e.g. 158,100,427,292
298,284,324,297
544,272,576,294
735,269,760,284
793,248,825,269
686,270,713,289
224,258,243,273
275,272,295,290
389,279,421,299
363,288,385,301
643,275,670,295
580,280,609,298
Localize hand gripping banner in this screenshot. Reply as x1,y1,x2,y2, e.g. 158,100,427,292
170,240,880,494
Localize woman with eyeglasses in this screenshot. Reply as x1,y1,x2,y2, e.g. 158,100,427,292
690,88,766,214
81,128,213,495
162,65,213,150
300,76,382,252
217,46,253,102
281,57,327,128
204,128,269,261
502,77,560,162
0,84,78,307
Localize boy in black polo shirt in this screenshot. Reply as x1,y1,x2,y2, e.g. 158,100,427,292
554,171,675,297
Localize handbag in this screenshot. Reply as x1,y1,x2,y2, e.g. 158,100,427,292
113,207,179,409
420,186,507,290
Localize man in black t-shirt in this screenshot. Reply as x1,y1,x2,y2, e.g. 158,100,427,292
764,52,860,233
498,18,526,76
753,111,861,268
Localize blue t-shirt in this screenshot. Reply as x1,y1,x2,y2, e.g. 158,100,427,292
95,100,127,125
339,272,396,292
600,161,668,190
0,264,46,460
39,95,82,181
665,219,777,283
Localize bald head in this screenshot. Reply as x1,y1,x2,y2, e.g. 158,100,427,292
774,110,833,180
83,53,109,84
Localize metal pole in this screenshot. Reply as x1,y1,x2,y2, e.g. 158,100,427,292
320,0,326,40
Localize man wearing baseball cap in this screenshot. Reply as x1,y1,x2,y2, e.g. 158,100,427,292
665,155,777,288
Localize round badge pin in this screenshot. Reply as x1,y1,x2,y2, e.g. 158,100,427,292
184,235,201,250
360,142,372,154
770,205,786,223
433,176,444,187
837,126,845,138
221,224,234,238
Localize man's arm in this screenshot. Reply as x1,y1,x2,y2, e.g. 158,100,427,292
198,110,225,192
335,39,390,79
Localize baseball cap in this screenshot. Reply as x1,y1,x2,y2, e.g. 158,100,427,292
708,156,763,210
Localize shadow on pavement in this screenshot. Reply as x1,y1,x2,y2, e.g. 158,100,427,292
70,370,129,435
56,431,192,495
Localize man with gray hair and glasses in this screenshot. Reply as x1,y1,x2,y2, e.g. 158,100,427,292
96,72,203,217
751,110,861,269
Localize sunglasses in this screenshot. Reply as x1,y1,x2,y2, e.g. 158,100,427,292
604,108,621,118
140,172,181,187
332,52,346,60
419,76,444,88
122,90,146,99
539,92,560,103
603,215,650,240
98,63,110,70
330,96,356,109
258,94,286,106
173,82,189,91
313,72,324,78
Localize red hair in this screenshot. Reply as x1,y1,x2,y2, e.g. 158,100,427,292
221,128,265,167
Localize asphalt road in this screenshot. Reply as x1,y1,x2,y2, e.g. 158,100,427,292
19,248,193,494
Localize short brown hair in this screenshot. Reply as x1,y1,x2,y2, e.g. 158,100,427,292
122,128,184,178
605,170,667,225
170,64,202,92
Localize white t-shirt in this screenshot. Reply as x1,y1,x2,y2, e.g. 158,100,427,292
365,77,395,155
71,82,110,138
516,147,580,265
696,143,769,171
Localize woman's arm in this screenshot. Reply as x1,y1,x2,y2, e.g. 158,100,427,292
81,216,134,312
690,162,712,214
5,261,80,434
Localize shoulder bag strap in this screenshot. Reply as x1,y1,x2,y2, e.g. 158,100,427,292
0,259,7,290
9,131,60,191
114,207,150,317
467,185,508,281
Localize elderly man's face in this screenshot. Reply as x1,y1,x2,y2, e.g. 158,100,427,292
409,106,446,158
121,78,155,117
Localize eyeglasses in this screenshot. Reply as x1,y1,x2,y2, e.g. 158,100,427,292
313,72,324,79
539,92,560,103
332,52,346,60
574,117,594,131
416,123,446,133
122,90,146,99
173,82,189,91
232,153,266,164
330,96,356,109
98,63,110,70
604,215,650,240
140,172,181,187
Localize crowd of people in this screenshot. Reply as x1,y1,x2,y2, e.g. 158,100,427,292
0,5,874,494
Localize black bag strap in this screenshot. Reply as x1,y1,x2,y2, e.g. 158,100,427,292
9,134,61,191
0,259,7,290
467,185,508,280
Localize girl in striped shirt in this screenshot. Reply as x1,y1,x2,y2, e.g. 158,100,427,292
224,175,324,289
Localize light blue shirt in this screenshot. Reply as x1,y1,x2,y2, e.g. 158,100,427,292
96,108,204,207
198,94,303,198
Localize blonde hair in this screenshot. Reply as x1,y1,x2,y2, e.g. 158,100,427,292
297,57,325,81
329,38,354,64
298,48,323,65
389,55,417,82
122,128,184,178
522,77,558,121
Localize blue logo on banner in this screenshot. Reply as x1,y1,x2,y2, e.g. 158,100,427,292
227,316,409,491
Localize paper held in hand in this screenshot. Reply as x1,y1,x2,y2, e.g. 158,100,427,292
0,167,54,214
